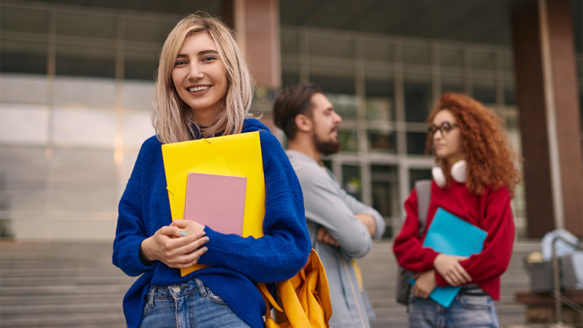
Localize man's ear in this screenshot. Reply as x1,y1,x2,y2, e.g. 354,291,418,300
294,114,312,132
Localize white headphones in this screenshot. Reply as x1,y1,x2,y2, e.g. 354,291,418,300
432,160,467,188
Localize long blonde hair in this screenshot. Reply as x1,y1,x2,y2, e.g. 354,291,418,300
153,13,254,143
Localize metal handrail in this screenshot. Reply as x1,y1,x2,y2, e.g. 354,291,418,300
551,235,583,324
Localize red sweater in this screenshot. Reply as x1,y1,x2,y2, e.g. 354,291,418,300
392,180,515,300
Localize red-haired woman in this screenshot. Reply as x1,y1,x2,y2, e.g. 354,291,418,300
393,93,520,327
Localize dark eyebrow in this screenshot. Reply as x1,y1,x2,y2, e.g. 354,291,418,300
198,50,219,56
175,50,218,58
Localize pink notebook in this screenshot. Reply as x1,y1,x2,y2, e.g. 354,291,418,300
184,172,247,236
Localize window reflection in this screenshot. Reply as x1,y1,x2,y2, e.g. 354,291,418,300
0,145,49,212
0,40,48,75
326,93,357,120
472,80,497,105
342,164,362,200
404,79,432,122
49,148,117,211
368,130,396,153
371,164,398,237
338,129,358,152
56,44,115,78
441,78,465,95
125,49,159,81
365,77,393,122
406,132,428,155
439,48,463,69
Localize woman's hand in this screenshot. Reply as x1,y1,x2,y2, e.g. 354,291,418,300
413,270,437,299
140,220,208,269
317,227,339,247
433,254,471,286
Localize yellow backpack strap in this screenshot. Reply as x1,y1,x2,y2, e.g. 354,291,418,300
258,282,284,313
352,259,363,291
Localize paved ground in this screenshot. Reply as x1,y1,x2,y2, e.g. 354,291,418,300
0,239,566,327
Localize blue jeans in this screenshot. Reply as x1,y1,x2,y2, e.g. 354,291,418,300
408,286,500,328
140,278,251,328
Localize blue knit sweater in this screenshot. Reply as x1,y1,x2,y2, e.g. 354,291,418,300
113,119,311,328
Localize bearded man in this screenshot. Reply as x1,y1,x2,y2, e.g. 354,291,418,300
273,83,385,328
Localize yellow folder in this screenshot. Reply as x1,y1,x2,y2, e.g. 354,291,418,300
161,131,265,276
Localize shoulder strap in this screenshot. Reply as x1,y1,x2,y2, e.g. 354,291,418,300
414,179,432,237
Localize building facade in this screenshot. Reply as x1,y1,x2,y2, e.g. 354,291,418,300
0,0,581,240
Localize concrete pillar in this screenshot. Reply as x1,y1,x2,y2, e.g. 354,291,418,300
223,0,281,89
512,0,583,237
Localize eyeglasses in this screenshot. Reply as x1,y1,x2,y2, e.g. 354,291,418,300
428,121,458,136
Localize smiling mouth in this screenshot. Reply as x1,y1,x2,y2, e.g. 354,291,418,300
188,86,210,92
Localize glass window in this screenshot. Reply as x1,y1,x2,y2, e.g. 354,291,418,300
0,75,49,105
0,40,48,75
56,44,115,78
342,164,362,200
281,54,300,86
363,39,392,62
401,43,430,66
0,106,49,145
311,72,355,93
56,12,116,39
54,77,116,107
439,47,463,69
472,80,497,105
124,16,175,43
371,164,399,237
281,29,299,55
282,70,300,86
499,53,513,72
308,33,354,59
0,145,50,212
365,76,394,122
125,49,159,81
1,6,49,34
504,85,516,106
122,109,155,148
404,79,432,122
49,148,117,212
368,130,396,153
338,129,358,152
324,93,357,120
470,50,495,71
441,76,465,95
409,168,432,191
122,80,155,110
52,107,116,148
406,132,428,155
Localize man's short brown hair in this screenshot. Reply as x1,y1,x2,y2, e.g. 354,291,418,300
273,83,322,140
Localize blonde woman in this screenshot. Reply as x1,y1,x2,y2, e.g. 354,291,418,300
113,13,310,328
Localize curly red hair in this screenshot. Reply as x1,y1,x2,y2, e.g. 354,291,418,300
426,93,521,196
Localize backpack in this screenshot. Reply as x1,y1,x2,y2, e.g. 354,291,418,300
258,249,333,328
395,180,432,306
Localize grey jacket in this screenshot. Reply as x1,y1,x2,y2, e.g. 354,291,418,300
286,150,386,328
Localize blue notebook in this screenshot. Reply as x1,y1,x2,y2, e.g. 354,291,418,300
411,207,488,307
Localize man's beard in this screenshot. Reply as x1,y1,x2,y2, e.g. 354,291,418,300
313,133,340,156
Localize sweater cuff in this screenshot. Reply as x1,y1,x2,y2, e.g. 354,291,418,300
434,271,449,287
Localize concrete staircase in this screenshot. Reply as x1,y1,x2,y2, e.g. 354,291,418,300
0,240,541,327
0,242,134,327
